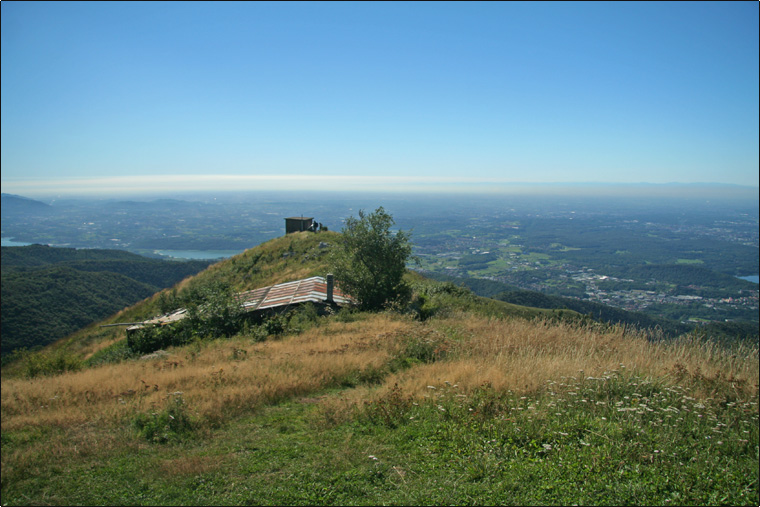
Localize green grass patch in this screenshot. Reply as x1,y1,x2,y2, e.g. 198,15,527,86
131,393,196,444
551,243,582,252
349,372,759,505
522,252,552,261
677,258,705,265
4,370,755,505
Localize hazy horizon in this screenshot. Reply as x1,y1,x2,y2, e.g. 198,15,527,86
4,181,759,204
2,2,758,195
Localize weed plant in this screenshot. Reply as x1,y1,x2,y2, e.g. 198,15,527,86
131,393,195,444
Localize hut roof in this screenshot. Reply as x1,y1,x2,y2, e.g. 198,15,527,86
127,276,352,331
236,276,352,311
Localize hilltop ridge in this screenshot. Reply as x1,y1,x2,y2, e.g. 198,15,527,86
1,231,757,505
14,230,574,365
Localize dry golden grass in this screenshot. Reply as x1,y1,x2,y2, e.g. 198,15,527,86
0,314,413,433
160,455,223,477
376,313,759,401
3,310,757,437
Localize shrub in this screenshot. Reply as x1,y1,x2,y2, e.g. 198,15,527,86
132,394,195,444
408,281,476,320
127,323,192,355
285,303,321,333
127,280,245,354
84,339,139,367
330,207,413,311
19,348,82,378
403,329,449,363
360,383,414,429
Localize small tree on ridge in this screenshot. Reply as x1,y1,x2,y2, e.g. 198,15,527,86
330,207,412,311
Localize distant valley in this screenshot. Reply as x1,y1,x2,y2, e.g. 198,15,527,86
2,189,757,349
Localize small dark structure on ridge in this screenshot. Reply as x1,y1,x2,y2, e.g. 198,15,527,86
285,216,314,234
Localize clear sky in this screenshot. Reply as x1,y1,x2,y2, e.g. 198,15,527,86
1,1,758,196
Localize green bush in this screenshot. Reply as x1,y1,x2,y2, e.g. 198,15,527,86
132,394,195,444
127,323,192,355
127,280,246,354
285,303,321,333
408,281,475,320
359,383,414,429
18,348,83,378
84,339,139,367
334,306,362,323
403,330,449,364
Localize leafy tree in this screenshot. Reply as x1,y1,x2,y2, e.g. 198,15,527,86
181,279,244,339
330,207,413,311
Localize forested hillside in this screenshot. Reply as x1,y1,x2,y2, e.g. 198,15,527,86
2,244,213,288
1,243,145,266
1,246,212,356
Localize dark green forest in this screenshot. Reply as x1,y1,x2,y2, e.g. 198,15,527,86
2,244,143,266
1,245,212,357
2,244,213,288
605,264,757,295
518,218,759,277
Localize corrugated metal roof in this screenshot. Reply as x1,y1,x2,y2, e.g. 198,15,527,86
236,276,353,310
128,276,353,331
141,308,188,326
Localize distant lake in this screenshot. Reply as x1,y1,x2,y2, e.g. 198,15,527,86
1,238,35,247
737,275,759,284
153,249,244,260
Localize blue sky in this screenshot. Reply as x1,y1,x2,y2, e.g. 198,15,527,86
1,1,758,196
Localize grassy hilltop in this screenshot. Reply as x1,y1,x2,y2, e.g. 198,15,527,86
1,232,758,505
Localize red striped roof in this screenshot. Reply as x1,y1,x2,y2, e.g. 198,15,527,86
235,276,353,311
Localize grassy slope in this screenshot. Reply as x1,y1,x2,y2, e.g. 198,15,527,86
1,232,758,505
422,271,694,338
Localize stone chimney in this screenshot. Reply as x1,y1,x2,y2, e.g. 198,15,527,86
326,274,334,303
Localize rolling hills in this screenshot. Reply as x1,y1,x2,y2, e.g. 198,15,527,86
1,231,757,505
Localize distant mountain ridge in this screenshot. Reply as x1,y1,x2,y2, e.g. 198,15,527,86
2,244,144,267
0,193,52,214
